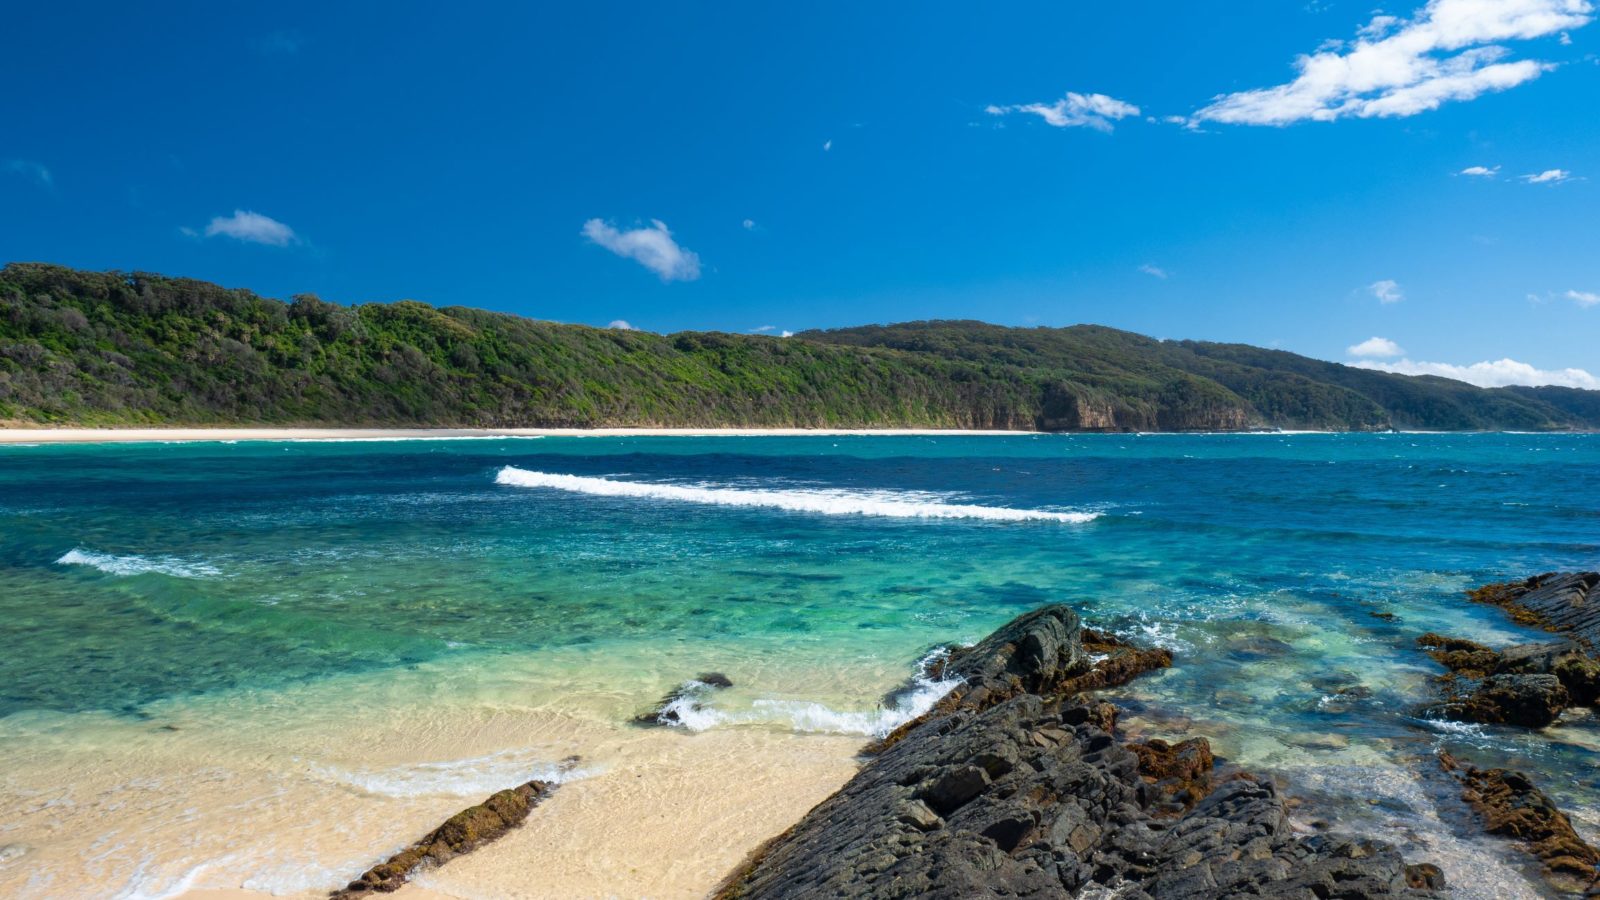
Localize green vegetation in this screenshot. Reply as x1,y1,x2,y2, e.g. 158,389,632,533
1,263,1595,431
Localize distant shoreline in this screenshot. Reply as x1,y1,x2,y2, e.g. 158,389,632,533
0,426,1038,445
3,426,1593,445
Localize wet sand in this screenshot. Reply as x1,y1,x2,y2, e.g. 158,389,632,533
2,655,868,900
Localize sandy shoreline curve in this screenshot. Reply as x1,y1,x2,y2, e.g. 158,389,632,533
0,426,1037,445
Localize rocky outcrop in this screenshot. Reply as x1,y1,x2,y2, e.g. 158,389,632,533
332,778,555,897
1468,572,1600,645
1439,751,1600,894
1415,573,1600,728
865,609,1171,755
717,605,1437,899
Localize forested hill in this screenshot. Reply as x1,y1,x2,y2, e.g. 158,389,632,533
1,263,1595,432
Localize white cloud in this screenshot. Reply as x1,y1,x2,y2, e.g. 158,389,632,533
751,325,777,333
1369,279,1405,303
1353,357,1600,388
985,92,1142,132
1522,168,1572,183
1193,0,1593,126
781,330,794,338
607,320,636,330
823,140,833,151
203,210,297,246
4,159,52,186
1567,289,1600,306
742,218,756,230
581,218,701,282
1348,336,1406,357
1139,263,1169,279
1460,164,1500,176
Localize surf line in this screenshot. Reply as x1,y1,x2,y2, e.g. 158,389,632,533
495,467,1100,523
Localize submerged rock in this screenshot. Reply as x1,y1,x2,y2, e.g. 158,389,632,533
633,672,735,727
716,604,1437,899
332,778,555,897
1439,751,1600,895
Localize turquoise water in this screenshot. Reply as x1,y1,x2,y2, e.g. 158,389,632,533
2,432,1599,896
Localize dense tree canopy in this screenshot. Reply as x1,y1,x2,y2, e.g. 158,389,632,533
1,263,1594,431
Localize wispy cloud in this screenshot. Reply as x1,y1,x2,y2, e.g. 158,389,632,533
985,92,1141,132
1347,336,1405,357
1567,289,1600,306
1193,0,1593,126
823,140,833,152
751,325,778,333
1369,279,1404,303
201,210,298,246
1460,164,1501,176
4,159,52,187
255,31,305,56
1353,357,1600,388
1138,263,1169,279
582,218,701,282
1522,168,1572,183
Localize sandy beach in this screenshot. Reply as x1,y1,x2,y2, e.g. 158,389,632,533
2,646,874,900
0,426,1032,445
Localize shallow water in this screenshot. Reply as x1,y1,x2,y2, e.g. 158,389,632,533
1,433,1597,897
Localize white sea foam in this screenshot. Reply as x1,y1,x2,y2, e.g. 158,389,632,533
309,751,588,799
494,467,1100,523
664,650,963,738
55,548,221,579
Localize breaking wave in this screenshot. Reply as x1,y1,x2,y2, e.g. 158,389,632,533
494,467,1100,523
55,548,222,579
663,649,964,738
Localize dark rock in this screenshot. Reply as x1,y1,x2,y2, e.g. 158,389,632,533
634,672,734,726
1497,642,1600,706
715,606,1436,899
1416,630,1595,727
1468,572,1600,646
867,606,1127,754
1443,673,1570,728
332,778,555,897
1439,751,1600,894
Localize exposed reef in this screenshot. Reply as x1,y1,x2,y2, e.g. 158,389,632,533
1438,751,1600,895
716,605,1439,899
1467,572,1600,646
332,778,556,897
1414,573,1600,729
1411,572,1600,895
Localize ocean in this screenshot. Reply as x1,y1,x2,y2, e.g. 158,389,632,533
1,433,1597,898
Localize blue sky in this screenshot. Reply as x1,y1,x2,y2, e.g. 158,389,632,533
2,1,1597,386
